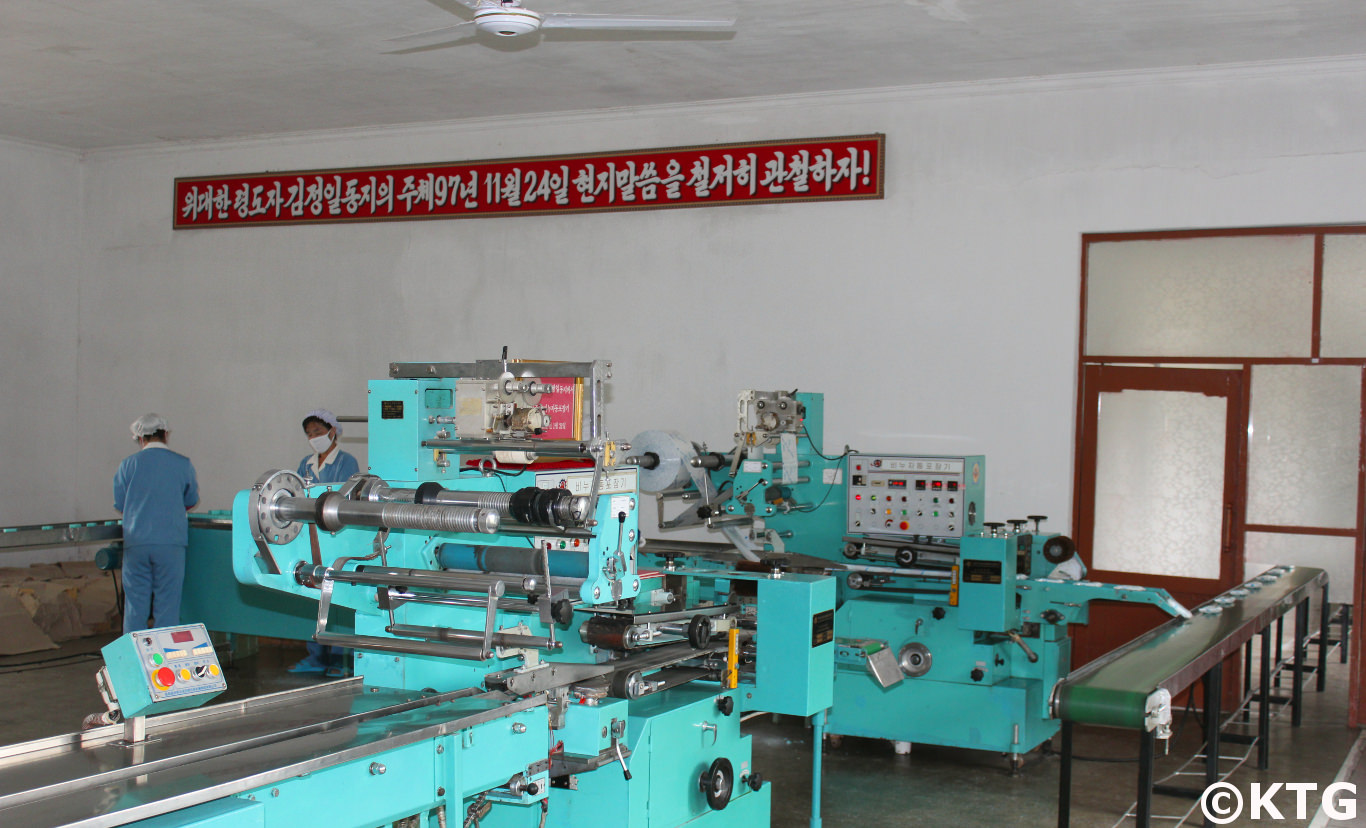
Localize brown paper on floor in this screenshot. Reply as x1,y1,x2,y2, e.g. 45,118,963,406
0,590,58,655
58,576,120,634
19,581,89,642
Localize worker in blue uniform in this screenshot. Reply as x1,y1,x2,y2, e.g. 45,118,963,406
296,408,360,485
113,413,199,634
291,409,359,676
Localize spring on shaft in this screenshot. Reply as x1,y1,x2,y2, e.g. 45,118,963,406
415,485,514,513
278,493,501,535
368,502,496,534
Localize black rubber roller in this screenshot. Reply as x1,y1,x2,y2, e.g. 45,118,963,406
688,615,712,649
412,481,444,504
509,487,574,526
1042,535,1078,565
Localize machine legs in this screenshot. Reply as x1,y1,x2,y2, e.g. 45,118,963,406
1137,729,1155,828
1258,627,1272,770
1057,722,1073,828
1294,598,1308,727
811,711,825,828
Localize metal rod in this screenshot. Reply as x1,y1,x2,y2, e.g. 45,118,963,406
327,565,549,595
811,710,825,828
384,590,537,614
1258,627,1271,770
839,564,954,580
1137,729,1155,828
1057,721,1072,828
1320,585,1332,688
422,439,591,457
496,524,595,540
1343,603,1352,665
1275,616,1284,688
385,623,558,651
278,496,498,535
1204,664,1222,808
315,632,484,661
1294,598,1307,727
421,490,514,511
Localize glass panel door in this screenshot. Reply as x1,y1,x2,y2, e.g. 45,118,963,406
1073,365,1246,669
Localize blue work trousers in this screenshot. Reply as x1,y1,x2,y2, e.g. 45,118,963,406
122,544,185,634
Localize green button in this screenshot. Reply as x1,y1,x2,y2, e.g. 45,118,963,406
151,653,164,665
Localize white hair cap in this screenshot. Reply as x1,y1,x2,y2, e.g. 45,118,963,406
305,409,341,436
130,413,169,438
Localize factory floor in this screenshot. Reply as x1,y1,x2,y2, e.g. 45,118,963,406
0,635,1358,828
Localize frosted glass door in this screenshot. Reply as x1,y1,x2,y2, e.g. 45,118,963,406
1073,365,1244,670
1092,389,1227,580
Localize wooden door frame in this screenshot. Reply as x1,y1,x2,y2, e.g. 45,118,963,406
1077,225,1366,726
1072,364,1248,596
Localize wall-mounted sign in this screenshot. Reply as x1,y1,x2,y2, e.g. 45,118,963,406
173,134,884,228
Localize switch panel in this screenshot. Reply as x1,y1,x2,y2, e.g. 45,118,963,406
100,623,227,718
846,455,985,539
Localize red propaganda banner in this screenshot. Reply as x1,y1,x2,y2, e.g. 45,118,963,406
173,134,884,228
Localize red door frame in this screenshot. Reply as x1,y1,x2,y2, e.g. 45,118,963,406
1076,226,1366,726
1071,365,1247,688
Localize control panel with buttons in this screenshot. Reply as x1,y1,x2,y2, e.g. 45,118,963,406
99,623,227,718
845,454,985,539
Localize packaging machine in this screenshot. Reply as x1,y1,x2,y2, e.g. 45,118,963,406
631,390,1187,767
0,356,834,828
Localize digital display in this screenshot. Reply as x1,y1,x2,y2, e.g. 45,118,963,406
171,630,195,643
887,479,906,489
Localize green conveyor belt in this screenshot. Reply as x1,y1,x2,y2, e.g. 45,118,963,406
1053,566,1327,730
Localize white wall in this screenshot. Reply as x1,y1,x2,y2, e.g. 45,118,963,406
41,58,1366,540
0,138,82,532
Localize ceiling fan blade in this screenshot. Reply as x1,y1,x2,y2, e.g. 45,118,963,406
540,14,735,32
386,20,478,44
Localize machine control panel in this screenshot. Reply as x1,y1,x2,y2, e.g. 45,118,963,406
846,454,984,539
101,623,226,718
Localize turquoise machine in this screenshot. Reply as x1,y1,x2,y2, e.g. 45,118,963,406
630,391,1186,768
0,358,833,828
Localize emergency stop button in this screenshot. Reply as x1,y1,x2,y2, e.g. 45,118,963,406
153,666,176,691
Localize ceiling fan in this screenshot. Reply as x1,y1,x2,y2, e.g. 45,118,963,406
388,0,736,47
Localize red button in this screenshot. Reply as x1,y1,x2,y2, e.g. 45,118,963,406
900,521,910,530
155,667,176,689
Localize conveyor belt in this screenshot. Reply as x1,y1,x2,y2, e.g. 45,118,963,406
0,515,230,553
1051,565,1327,730
0,678,542,828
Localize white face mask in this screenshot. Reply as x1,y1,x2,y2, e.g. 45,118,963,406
308,433,334,454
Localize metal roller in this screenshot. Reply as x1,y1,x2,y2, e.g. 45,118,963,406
252,470,501,542
437,543,589,579
360,478,589,528
276,493,499,535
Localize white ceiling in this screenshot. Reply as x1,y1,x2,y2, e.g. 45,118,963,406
3,0,1366,151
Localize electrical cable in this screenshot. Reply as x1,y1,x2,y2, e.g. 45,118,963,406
0,652,103,674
